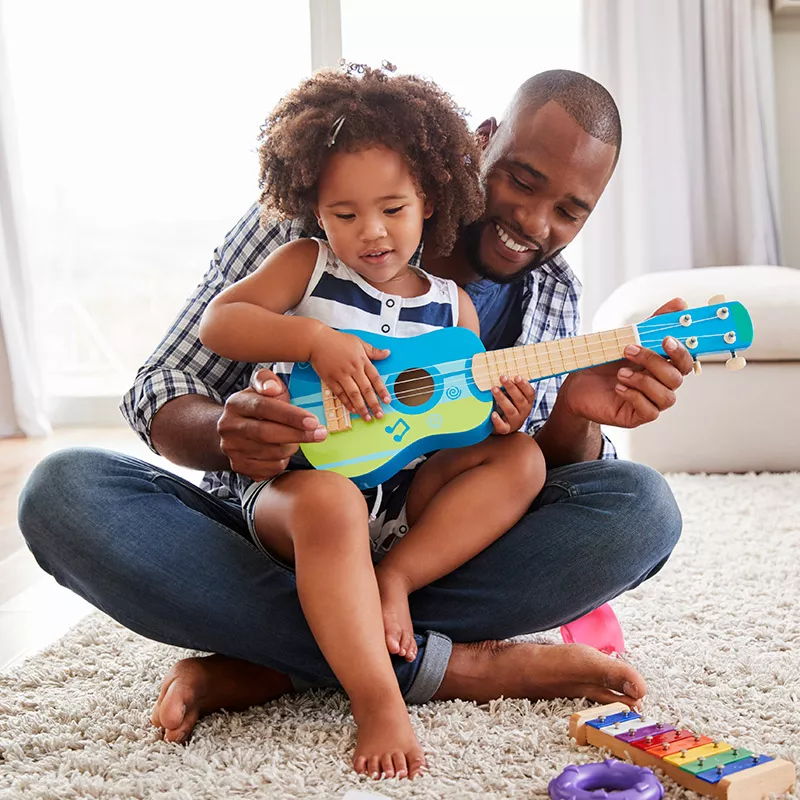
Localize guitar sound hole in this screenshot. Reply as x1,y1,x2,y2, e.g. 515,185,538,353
393,368,434,407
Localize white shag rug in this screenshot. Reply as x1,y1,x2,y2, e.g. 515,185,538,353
1,473,798,799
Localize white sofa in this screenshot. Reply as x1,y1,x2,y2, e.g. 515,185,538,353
591,266,800,473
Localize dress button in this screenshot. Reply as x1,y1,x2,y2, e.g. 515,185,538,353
381,324,391,333
386,298,395,308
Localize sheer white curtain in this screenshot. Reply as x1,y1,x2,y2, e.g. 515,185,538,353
0,7,49,437
581,0,782,322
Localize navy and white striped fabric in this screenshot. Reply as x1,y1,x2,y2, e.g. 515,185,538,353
121,204,616,504
269,238,459,385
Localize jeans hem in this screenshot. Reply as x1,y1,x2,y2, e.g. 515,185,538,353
403,630,452,704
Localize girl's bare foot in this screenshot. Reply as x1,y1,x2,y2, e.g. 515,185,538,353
434,640,647,708
350,693,426,779
375,570,417,661
150,654,293,743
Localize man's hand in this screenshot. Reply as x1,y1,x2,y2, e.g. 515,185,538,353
217,368,328,482
491,376,536,435
558,298,695,429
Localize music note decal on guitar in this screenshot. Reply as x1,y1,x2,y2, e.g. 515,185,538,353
385,418,410,442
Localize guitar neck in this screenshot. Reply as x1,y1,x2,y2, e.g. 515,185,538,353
471,325,639,390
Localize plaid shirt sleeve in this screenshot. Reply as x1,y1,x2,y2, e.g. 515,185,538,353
521,254,617,460
120,205,312,452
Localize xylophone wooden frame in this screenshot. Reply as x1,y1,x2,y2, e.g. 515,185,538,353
569,702,796,800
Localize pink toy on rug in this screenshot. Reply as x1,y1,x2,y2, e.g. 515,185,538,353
560,603,625,655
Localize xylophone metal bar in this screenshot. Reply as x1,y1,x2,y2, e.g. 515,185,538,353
569,703,796,800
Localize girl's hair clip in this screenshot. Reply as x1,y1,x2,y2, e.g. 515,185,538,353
327,115,346,148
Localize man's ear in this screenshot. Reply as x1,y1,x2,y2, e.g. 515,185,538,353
475,117,498,151
423,198,434,219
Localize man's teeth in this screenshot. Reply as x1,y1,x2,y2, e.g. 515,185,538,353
495,223,532,253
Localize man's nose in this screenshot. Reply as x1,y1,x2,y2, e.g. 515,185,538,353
359,214,388,241
513,199,549,243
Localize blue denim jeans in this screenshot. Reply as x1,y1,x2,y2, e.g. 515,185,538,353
17,447,681,702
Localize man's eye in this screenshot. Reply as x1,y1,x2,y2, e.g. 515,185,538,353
558,208,578,222
335,213,355,220
385,206,405,215
509,173,531,192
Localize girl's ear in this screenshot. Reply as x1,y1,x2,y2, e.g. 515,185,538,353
423,198,434,219
313,206,324,228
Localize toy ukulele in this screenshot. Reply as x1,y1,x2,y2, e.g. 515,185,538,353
569,702,795,799
288,295,753,489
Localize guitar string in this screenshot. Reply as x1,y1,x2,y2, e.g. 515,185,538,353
305,313,734,392
293,334,728,405
296,331,735,410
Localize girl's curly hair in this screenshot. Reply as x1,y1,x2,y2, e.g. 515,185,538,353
257,62,484,258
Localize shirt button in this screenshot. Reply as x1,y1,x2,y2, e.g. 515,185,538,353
386,298,395,308
381,324,391,333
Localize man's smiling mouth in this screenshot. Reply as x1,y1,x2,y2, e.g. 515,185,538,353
494,223,536,253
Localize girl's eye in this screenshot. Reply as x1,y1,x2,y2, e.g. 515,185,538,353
335,213,355,220
385,206,405,215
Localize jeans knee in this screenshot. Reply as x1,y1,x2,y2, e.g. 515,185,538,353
619,461,682,556
18,447,108,548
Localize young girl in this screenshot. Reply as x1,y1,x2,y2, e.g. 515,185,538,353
199,63,546,779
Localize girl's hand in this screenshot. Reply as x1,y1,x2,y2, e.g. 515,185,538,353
309,327,391,421
491,376,536,435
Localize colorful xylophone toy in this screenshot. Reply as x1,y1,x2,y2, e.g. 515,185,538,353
570,703,796,800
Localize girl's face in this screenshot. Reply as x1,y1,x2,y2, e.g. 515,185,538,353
315,146,433,289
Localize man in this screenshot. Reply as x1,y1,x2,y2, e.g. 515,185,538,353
18,70,689,750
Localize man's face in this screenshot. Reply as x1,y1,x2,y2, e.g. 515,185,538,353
466,101,617,283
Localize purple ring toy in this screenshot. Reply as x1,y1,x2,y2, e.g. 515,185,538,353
548,759,664,800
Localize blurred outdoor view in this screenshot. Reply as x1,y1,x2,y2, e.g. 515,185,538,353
3,0,581,405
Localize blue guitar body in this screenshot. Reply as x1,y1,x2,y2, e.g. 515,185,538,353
289,327,494,489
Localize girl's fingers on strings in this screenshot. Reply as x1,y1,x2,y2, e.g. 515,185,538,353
342,376,372,420
365,363,391,405
357,375,384,419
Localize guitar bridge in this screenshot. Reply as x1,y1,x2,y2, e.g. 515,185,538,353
321,382,351,433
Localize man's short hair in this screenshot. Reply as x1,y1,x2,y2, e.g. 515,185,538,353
511,70,621,160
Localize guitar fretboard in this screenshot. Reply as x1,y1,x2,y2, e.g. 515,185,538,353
472,325,639,390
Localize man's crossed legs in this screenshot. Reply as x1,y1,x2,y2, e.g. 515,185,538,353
18,447,680,770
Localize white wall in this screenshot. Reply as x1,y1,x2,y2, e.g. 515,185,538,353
774,14,800,269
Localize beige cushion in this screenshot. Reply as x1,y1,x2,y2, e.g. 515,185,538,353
592,265,800,362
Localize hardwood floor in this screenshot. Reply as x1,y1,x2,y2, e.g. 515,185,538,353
0,427,200,670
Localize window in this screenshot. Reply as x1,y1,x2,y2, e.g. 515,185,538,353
3,1,311,402
4,0,582,418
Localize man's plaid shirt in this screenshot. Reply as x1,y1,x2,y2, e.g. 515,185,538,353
121,204,616,502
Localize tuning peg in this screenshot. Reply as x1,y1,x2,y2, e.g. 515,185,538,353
726,353,747,371
708,294,727,305
693,359,702,375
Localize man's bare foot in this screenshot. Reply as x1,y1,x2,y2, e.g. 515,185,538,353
350,692,426,779
375,571,417,661
433,640,646,707
150,654,293,743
